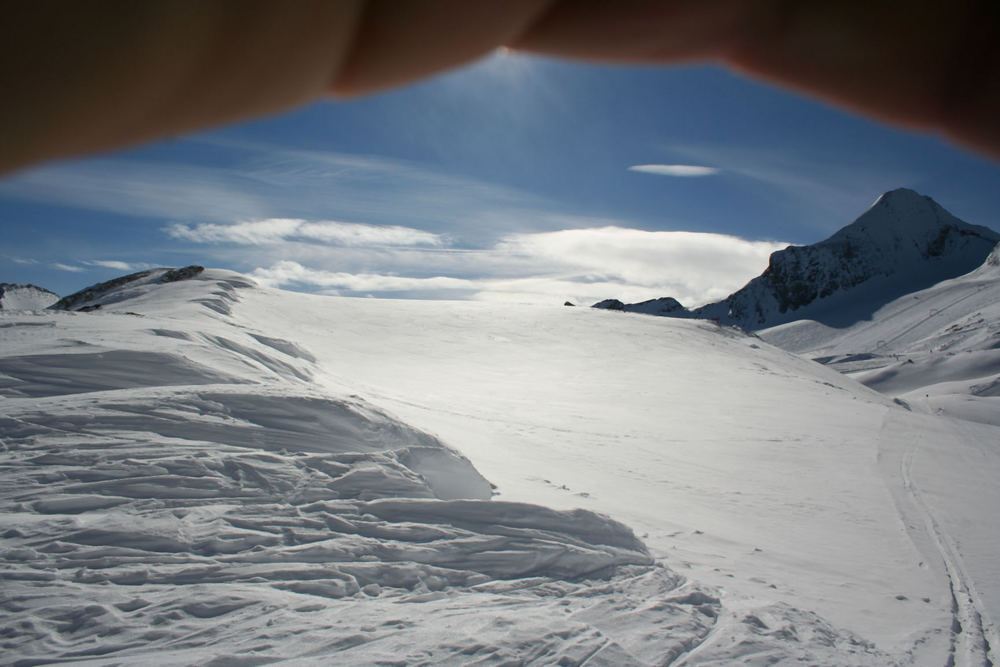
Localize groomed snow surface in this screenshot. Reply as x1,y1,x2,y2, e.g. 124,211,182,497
2,269,998,665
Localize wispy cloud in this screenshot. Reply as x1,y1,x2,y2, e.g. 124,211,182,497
84,260,140,271
0,139,552,245
251,262,475,295
169,218,445,247
52,263,86,273
628,164,720,177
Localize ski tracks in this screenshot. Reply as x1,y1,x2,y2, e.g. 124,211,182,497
878,410,997,666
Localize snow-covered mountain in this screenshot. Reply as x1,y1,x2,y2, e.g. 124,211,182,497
2,267,999,665
596,189,999,331
702,189,999,329
586,189,1000,430
0,282,59,310
50,265,208,312
761,241,1000,427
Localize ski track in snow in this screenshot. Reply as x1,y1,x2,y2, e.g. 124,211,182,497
871,285,992,354
2,268,998,665
878,411,999,667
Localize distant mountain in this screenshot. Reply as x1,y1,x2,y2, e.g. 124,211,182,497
595,189,1000,330
50,265,208,311
0,282,59,310
593,296,689,316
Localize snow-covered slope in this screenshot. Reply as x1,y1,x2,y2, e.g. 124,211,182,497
2,268,999,665
0,282,58,310
761,242,1000,426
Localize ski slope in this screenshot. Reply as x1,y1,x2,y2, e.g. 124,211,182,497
2,268,998,665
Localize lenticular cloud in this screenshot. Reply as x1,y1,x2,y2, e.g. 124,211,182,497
628,164,720,177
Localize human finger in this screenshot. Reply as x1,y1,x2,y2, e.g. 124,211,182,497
0,0,366,173
509,0,1000,157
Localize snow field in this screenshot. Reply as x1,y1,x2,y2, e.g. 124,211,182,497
1,268,997,664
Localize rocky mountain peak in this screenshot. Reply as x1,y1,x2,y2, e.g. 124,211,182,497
592,189,999,331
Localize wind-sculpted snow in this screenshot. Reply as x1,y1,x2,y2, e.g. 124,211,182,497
0,385,718,665
0,285,727,666
0,350,235,397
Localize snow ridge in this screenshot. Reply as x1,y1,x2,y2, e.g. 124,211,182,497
50,265,211,312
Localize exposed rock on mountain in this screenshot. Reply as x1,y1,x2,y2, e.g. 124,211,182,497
593,296,690,316
699,189,999,329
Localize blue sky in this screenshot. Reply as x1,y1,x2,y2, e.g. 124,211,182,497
2,53,999,306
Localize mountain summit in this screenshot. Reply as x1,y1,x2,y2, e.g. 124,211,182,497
598,189,999,330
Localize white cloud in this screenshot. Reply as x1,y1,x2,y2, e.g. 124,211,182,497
497,227,786,304
250,260,649,305
0,141,547,244
169,218,445,247
84,260,137,271
52,263,85,272
247,227,788,307
251,261,473,293
628,164,720,177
